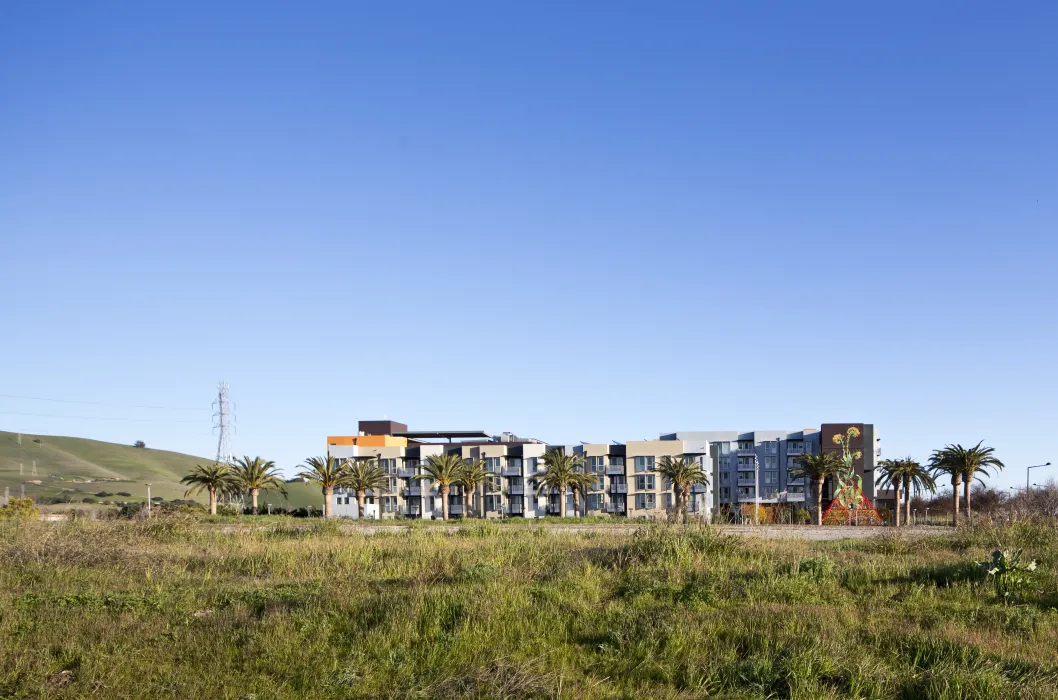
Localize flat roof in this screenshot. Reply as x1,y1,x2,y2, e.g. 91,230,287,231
394,430,491,440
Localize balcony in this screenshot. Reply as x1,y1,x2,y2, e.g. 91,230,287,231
504,504,524,515
502,467,522,477
786,446,804,456
737,446,756,456
399,505,421,516
737,477,756,487
403,487,422,497
605,465,626,475
605,502,627,513
690,484,707,493
397,468,416,478
787,478,805,486
609,483,628,494
785,493,806,502
508,485,525,495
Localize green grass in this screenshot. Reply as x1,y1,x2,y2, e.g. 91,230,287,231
2,519,1058,698
0,430,323,509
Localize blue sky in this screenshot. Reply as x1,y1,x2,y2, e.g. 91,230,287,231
1,2,1055,488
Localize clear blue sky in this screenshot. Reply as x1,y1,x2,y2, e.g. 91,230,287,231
2,2,1055,488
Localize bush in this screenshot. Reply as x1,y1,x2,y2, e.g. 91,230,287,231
0,498,39,520
133,440,146,448
82,497,98,504
117,492,132,497
95,491,114,498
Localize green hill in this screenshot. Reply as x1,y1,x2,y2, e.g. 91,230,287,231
0,431,322,509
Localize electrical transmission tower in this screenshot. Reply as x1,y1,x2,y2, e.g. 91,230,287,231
212,381,236,465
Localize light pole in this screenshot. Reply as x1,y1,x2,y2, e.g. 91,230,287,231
145,483,152,517
1027,463,1051,491
925,507,929,526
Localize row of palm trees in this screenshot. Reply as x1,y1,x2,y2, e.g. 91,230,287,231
790,441,1003,527
181,449,713,521
180,456,287,515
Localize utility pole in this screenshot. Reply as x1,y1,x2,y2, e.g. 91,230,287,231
145,484,152,517
31,461,37,476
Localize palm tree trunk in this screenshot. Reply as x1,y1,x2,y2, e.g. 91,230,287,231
324,486,334,518
814,478,823,526
963,478,972,520
680,487,688,524
559,488,566,518
357,490,366,519
209,487,218,516
951,476,961,527
904,476,912,526
440,485,450,520
251,488,259,515
893,482,901,527
572,489,580,518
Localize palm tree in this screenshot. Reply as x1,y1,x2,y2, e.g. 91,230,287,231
878,458,933,527
413,453,464,520
297,454,352,518
536,449,594,518
346,459,390,517
930,442,1004,524
654,456,709,523
457,459,489,518
789,451,842,526
900,459,936,526
181,462,239,515
232,455,287,515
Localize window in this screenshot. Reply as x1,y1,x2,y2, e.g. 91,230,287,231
526,458,539,472
485,495,501,512
720,487,730,498
634,456,655,473
404,459,419,471
764,442,778,454
387,477,397,491
720,442,731,455
635,474,655,490
379,458,398,474
588,493,603,510
764,455,778,468
591,476,604,491
507,458,522,471
738,456,755,467
738,441,754,451
662,477,672,491
635,493,656,510
664,493,673,509
486,475,501,492
787,457,800,469
763,472,778,484
610,457,625,468
587,456,605,472
738,487,755,498
485,457,502,473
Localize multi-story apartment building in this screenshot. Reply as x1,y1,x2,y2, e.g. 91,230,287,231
324,420,879,520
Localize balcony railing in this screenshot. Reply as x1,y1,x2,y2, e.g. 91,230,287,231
690,484,707,493
508,485,524,495
605,503,627,513
605,465,626,475
403,487,421,497
450,505,463,515
785,493,806,502
397,468,416,478
502,467,522,477
737,477,756,486
609,483,628,494
737,446,756,456
787,478,805,486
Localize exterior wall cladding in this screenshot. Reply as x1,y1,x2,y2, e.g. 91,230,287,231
326,422,879,520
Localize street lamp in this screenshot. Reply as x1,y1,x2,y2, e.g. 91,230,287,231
145,483,152,517
1027,463,1052,491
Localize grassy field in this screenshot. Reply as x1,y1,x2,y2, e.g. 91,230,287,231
1,519,1057,699
0,431,323,509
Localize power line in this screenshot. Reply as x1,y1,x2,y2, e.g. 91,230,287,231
0,411,203,424
0,393,203,411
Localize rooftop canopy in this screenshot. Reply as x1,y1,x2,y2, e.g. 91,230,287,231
394,430,491,441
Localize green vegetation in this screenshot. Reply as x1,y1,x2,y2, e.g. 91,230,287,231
2,519,1057,698
536,448,593,518
653,456,710,523
0,431,321,510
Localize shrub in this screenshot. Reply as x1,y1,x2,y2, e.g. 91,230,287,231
117,492,132,497
82,497,97,504
798,555,836,582
95,491,114,498
0,497,39,520
983,549,1039,604
133,440,146,448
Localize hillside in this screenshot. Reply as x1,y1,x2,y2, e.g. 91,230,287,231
0,431,322,509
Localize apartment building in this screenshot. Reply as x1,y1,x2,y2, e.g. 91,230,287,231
324,420,878,520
